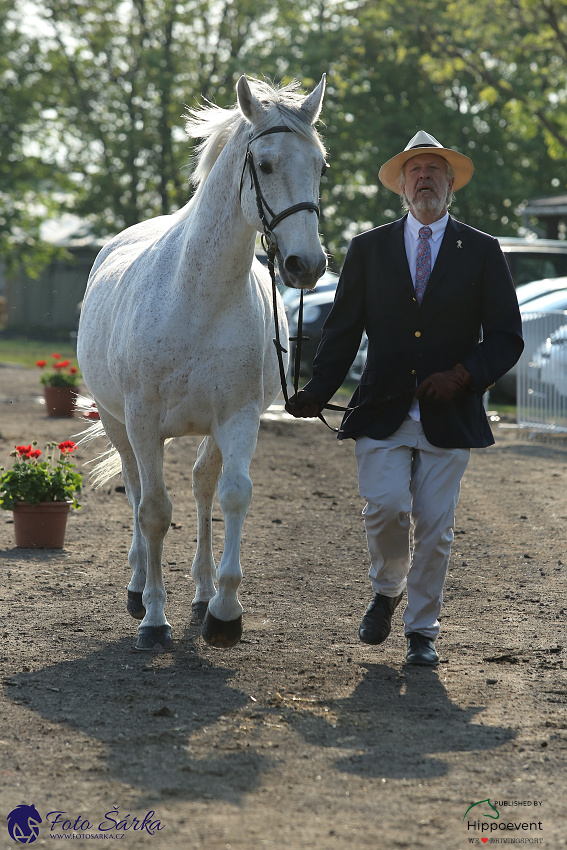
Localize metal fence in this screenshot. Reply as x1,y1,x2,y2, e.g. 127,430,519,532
517,309,567,433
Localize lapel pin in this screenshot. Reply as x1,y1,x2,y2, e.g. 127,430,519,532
457,240,463,249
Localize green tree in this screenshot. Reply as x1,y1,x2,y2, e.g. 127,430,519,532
3,0,566,272
0,0,61,274
290,0,566,261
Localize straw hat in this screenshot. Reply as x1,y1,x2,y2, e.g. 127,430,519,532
378,130,474,193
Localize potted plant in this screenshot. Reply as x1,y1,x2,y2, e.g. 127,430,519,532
36,353,80,417
0,441,82,548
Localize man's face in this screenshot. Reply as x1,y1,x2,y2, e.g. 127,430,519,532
401,153,454,222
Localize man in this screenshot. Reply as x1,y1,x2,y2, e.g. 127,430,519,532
286,131,523,666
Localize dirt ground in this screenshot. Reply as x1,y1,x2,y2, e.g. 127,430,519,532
0,363,565,850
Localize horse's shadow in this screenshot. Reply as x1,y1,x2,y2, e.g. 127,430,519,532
3,630,271,807
287,662,515,780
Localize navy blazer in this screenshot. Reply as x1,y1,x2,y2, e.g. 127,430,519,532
304,216,524,448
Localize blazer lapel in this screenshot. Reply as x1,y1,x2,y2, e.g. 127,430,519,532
387,216,415,295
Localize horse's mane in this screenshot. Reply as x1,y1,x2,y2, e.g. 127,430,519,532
175,78,326,223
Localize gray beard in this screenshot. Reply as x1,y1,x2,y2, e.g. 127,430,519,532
411,191,446,219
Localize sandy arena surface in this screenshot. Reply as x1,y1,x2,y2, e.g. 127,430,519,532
0,364,565,849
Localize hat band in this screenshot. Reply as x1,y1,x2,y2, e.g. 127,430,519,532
408,143,443,150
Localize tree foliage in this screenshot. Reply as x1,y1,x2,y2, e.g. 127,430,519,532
1,0,567,270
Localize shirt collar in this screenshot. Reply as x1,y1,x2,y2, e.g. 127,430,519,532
406,211,449,242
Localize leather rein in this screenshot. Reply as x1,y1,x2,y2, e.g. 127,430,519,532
240,124,348,430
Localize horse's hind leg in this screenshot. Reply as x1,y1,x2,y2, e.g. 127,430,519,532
96,408,147,621
191,436,222,625
201,409,259,648
124,410,173,651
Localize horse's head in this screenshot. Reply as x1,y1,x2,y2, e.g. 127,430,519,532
237,75,328,290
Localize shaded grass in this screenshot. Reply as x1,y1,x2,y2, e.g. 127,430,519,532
0,337,79,370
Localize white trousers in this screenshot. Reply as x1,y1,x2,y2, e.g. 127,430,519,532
355,418,470,639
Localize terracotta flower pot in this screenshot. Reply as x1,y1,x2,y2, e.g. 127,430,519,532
12,501,71,548
43,386,76,418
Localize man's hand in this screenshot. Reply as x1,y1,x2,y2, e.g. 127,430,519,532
285,389,323,418
415,363,472,404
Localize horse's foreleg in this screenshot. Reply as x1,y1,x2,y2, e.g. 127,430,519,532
191,436,222,624
96,409,147,620
126,414,173,651
201,411,259,648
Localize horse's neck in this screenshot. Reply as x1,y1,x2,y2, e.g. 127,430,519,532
181,138,256,291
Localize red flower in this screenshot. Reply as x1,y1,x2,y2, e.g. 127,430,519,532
35,360,47,368
69,367,78,374
52,353,62,359
58,440,77,454
14,444,40,459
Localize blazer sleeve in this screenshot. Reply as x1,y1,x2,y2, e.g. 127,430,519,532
303,238,366,403
460,236,524,393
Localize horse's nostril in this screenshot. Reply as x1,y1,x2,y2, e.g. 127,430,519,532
284,255,307,278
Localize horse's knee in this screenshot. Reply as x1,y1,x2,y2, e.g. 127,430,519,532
138,496,172,539
218,470,252,515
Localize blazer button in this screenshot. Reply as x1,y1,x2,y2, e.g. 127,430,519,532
414,331,421,338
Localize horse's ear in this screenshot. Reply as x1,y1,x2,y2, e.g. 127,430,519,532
301,74,326,125
236,75,266,126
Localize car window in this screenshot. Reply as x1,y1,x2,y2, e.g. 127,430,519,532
505,253,567,286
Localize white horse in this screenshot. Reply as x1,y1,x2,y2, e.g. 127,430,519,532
77,75,327,650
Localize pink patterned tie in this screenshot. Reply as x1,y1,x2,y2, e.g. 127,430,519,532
415,225,432,304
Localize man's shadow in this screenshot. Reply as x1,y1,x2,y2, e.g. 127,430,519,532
289,663,515,779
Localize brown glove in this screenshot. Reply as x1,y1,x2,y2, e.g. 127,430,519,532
285,390,323,418
415,363,472,404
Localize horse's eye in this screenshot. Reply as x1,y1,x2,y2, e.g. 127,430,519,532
321,161,329,176
259,160,273,175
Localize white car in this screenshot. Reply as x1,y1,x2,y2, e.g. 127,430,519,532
491,285,567,401
529,324,567,405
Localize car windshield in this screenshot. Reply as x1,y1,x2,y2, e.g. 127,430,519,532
520,288,567,313
516,277,567,305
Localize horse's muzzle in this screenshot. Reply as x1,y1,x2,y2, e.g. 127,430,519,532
281,252,327,289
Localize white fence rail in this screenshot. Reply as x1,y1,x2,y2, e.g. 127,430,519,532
517,309,567,433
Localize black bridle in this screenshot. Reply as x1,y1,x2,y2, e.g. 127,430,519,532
241,124,346,426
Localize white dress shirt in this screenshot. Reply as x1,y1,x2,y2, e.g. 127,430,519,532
404,210,448,285
404,211,449,420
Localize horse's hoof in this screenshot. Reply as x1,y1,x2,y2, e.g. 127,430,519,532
201,610,242,648
191,600,209,625
127,590,146,620
136,625,173,651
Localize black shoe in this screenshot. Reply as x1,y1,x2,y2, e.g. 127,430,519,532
406,633,439,666
359,592,403,645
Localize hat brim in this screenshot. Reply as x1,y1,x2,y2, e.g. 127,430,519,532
378,146,474,193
